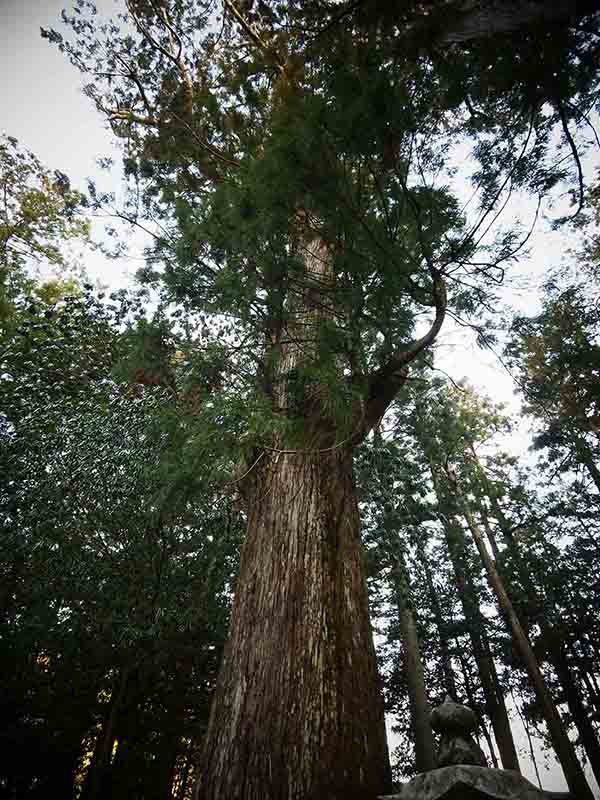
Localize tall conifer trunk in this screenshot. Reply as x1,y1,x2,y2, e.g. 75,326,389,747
197,210,441,799
196,447,391,800
450,473,594,800
418,540,459,700
432,496,520,771
392,554,437,773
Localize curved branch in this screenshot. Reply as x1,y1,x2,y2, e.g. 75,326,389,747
360,271,447,435
556,98,585,220
387,271,447,368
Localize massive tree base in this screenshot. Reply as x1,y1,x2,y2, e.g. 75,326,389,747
196,447,392,800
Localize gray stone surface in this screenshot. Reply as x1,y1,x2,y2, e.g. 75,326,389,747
430,696,487,768
431,697,479,735
380,765,572,800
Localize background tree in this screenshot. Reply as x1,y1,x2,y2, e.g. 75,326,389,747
0,285,242,799
507,279,600,492
0,134,90,329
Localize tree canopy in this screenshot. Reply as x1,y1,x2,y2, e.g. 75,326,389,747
2,1,600,798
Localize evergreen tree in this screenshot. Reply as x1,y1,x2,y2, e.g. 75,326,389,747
43,2,600,796
0,286,241,798
0,134,90,330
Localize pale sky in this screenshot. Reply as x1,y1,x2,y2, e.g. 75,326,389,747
1,1,598,794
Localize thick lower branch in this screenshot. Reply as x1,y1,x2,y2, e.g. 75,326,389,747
361,273,447,436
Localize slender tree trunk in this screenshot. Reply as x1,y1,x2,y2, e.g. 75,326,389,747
440,513,520,771
547,638,600,787
456,648,498,768
512,689,542,789
176,743,195,800
81,669,130,800
418,539,459,699
480,718,499,769
392,554,437,772
470,449,600,785
479,507,502,562
148,732,180,800
110,734,140,800
453,479,594,799
581,670,600,715
197,448,391,800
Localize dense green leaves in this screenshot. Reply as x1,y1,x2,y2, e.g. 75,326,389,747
0,287,242,797
3,1,599,795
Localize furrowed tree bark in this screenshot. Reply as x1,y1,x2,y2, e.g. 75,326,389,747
195,212,446,798
196,447,391,800
448,470,595,800
392,553,437,773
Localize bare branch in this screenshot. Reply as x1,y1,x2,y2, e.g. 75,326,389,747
556,98,585,220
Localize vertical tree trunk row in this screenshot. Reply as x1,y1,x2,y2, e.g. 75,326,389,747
440,513,521,772
418,540,459,700
471,451,600,788
454,482,594,800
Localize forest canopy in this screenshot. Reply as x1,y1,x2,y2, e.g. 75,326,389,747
2,2,600,799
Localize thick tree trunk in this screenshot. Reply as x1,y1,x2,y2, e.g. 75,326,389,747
392,556,437,773
196,447,391,800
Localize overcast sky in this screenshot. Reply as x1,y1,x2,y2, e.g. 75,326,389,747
1,1,599,794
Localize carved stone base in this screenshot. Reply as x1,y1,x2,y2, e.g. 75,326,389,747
380,765,572,800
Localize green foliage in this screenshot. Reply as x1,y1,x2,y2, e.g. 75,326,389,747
25,1,600,792
0,286,242,797
357,371,600,777
0,135,90,330
46,0,600,455
506,277,600,489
